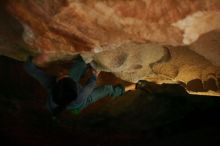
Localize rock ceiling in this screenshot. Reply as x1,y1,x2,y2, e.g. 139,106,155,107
1,0,220,96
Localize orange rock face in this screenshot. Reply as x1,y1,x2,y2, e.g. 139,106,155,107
7,0,220,60
4,0,220,96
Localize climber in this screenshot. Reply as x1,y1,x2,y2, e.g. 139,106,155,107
24,55,137,117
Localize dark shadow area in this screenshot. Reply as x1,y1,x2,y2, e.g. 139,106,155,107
0,56,220,146
0,0,31,61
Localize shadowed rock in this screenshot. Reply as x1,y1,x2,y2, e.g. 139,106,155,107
204,78,218,91
187,79,205,92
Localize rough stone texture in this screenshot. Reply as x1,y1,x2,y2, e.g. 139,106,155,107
152,46,220,96
0,0,30,61
92,43,169,82
173,11,220,45
3,0,220,96
190,30,220,67
93,43,220,96
7,0,220,61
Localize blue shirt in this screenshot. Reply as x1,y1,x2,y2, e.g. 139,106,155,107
47,76,125,114
24,55,125,114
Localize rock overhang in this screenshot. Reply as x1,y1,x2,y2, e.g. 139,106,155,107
1,0,220,96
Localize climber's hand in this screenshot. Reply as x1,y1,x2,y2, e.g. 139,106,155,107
135,80,153,93
125,84,136,92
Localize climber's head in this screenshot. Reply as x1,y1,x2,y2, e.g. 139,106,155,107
51,77,77,106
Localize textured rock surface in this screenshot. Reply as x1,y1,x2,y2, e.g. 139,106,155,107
3,0,220,96
7,0,220,60
92,43,169,82
0,0,30,60
93,43,220,96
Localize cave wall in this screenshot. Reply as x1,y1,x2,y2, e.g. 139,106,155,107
0,0,220,96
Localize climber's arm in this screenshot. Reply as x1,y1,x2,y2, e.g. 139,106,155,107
24,57,55,89
125,84,136,92
68,55,87,82
83,83,136,108
70,84,125,111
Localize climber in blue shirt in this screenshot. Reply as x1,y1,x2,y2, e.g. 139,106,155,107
24,55,136,117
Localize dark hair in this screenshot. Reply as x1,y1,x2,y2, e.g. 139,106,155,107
51,77,77,106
